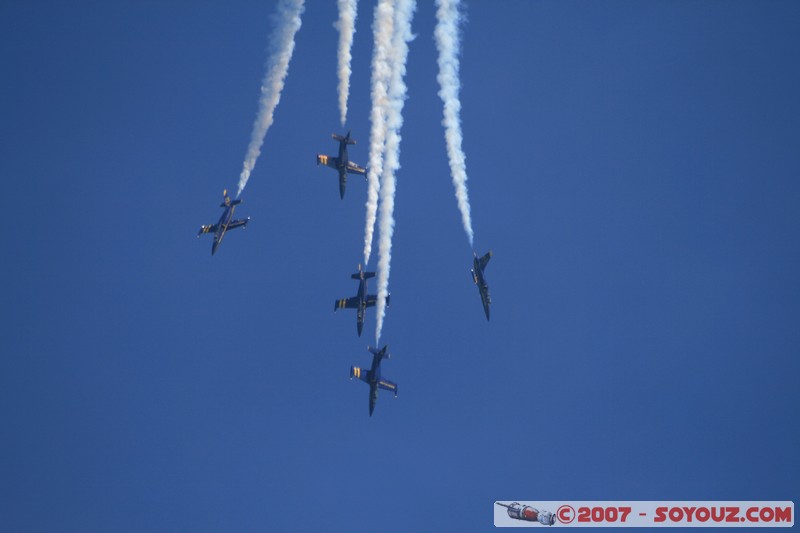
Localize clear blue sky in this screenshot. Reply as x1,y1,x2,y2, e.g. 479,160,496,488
1,1,798,531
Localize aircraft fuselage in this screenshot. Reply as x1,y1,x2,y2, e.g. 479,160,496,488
356,276,367,335
472,252,492,320
212,203,236,255
337,137,349,170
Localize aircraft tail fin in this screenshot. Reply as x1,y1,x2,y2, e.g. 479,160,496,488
218,189,241,207
219,199,242,207
352,271,376,280
368,345,389,360
333,131,356,145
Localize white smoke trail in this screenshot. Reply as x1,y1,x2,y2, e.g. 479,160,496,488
375,0,416,344
435,0,473,247
334,0,358,126
362,0,395,266
236,0,305,198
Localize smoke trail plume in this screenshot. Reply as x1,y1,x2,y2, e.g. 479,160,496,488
434,0,474,247
334,0,358,126
236,0,305,198
375,0,416,344
362,0,395,266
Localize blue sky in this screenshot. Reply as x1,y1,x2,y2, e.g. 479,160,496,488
1,1,798,530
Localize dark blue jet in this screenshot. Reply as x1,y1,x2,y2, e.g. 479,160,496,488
350,345,398,416
471,250,492,320
334,265,389,337
197,189,250,255
316,131,367,199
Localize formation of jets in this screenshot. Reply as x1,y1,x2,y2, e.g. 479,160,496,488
197,131,491,415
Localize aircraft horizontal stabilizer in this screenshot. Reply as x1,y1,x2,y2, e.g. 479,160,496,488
332,133,356,145
368,345,389,359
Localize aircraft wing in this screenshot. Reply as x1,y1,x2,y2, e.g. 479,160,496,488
364,293,389,308
335,297,360,311
350,366,371,384
317,154,340,169
226,218,249,231
378,379,398,396
198,224,217,236
346,161,366,175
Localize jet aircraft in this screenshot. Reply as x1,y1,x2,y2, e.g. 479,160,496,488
334,264,389,337
495,502,555,526
350,345,398,416
316,131,366,199
471,250,492,320
197,189,250,255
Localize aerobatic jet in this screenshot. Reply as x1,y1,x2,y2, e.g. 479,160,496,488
197,189,250,255
316,131,367,199
334,264,389,337
350,345,398,416
471,250,492,320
